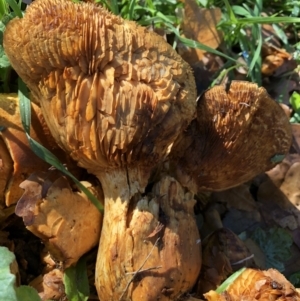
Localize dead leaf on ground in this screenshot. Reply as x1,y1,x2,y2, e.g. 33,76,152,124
291,124,300,154
30,269,65,301
261,43,296,76
180,0,222,65
261,23,281,49
280,162,300,209
15,171,103,267
196,228,254,298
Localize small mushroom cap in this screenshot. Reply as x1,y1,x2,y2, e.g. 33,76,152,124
4,0,196,172
170,81,292,191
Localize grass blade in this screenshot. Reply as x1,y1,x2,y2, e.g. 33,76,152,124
6,0,22,18
64,256,89,301
216,267,246,293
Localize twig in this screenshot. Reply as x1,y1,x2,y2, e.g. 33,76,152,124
119,237,161,301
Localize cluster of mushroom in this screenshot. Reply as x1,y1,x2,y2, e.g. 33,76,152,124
3,0,292,300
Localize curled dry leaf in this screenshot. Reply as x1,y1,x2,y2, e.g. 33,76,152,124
261,44,296,76
196,228,254,297
204,268,300,301
29,269,65,301
280,162,300,209
170,81,292,192
15,171,103,268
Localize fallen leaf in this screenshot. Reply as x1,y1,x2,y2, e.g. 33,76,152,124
16,171,103,267
180,0,222,64
261,43,295,76
30,269,65,301
196,228,254,297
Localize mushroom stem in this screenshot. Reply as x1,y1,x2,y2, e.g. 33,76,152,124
94,166,151,299
95,171,201,301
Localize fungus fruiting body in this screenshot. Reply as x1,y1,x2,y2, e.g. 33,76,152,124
4,0,200,300
170,81,292,192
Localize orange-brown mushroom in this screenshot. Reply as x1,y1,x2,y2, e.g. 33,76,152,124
204,268,300,301
3,0,199,300
170,81,292,193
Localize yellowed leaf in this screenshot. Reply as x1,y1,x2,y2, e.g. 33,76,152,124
16,172,103,268
181,0,222,64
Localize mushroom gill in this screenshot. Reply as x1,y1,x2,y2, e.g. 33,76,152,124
170,81,292,192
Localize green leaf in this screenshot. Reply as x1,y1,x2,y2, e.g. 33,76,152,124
215,268,246,293
222,16,300,25
0,247,18,301
0,0,8,20
0,46,10,68
270,154,285,164
232,5,252,18
251,227,293,272
128,0,137,20
290,91,300,112
64,257,89,301
0,247,42,301
16,286,42,301
6,0,22,18
223,0,237,23
18,78,31,135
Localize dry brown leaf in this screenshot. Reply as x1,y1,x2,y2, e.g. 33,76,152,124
280,162,300,209
30,269,65,301
181,0,222,64
261,43,296,76
291,124,300,154
196,228,254,297
262,153,300,229
16,171,103,267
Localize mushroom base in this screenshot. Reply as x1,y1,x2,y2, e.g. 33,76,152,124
95,172,201,301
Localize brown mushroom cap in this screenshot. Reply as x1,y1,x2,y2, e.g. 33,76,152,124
3,0,196,173
170,81,292,192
